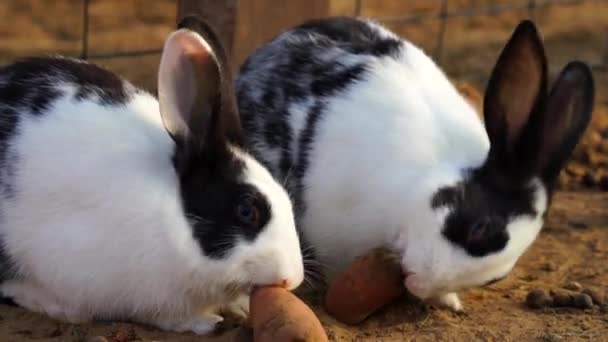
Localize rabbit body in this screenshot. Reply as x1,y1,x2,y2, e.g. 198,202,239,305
0,18,304,335
236,17,594,309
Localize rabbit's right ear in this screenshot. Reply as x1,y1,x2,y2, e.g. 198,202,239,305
158,17,242,170
483,20,548,176
533,61,594,185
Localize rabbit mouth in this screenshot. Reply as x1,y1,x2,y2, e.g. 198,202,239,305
250,279,292,293
402,271,415,288
242,280,293,294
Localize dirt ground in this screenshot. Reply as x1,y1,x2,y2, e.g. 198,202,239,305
0,1,607,341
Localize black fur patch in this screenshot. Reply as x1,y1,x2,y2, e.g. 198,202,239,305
0,57,129,112
0,108,19,199
292,102,324,218
0,108,18,276
432,168,537,257
0,295,17,307
294,17,403,57
177,148,271,259
0,242,17,284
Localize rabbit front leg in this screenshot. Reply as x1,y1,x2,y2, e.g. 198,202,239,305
219,294,249,323
431,292,463,312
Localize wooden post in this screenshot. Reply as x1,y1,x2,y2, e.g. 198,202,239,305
177,0,238,57
232,0,330,68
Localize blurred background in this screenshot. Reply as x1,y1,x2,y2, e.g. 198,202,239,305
0,2,607,341
0,0,607,191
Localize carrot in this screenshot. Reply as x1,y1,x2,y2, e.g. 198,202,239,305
250,286,328,342
324,247,406,325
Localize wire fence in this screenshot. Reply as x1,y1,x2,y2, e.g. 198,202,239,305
78,0,164,60
351,0,608,69
52,0,608,72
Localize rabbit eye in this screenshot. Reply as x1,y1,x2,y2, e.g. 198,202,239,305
467,215,507,245
468,217,493,243
468,222,488,242
235,199,260,227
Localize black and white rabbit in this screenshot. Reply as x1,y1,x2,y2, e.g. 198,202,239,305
0,17,303,334
236,17,594,311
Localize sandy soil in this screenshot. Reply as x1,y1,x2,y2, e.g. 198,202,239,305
0,1,607,341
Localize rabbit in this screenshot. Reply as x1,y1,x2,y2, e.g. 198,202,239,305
235,17,594,311
0,16,303,335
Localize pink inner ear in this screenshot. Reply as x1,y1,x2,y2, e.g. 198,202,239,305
499,41,544,147
536,70,585,171
173,32,214,62
158,29,223,147
484,23,547,153
539,94,572,168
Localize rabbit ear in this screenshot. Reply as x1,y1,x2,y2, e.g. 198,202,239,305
158,16,242,170
534,61,594,184
158,28,218,149
482,20,548,178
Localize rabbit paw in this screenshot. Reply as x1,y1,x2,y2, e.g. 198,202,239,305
433,292,463,312
220,294,249,322
154,311,224,335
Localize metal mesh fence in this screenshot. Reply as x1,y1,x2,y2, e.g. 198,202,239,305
38,0,608,72
351,0,607,68
78,0,164,60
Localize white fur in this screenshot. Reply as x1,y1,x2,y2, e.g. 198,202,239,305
0,38,303,334
300,40,488,275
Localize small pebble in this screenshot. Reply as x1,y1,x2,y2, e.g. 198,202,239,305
541,262,558,272
582,172,597,187
521,274,538,282
550,290,574,307
579,321,593,330
582,287,605,305
599,140,608,153
107,326,137,342
569,220,589,229
589,131,603,145
586,151,605,166
599,175,608,191
563,281,582,291
526,289,552,309
566,164,586,177
572,293,594,309
540,333,562,342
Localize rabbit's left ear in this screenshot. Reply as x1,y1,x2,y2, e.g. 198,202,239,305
158,16,243,172
482,20,594,188
158,27,220,150
482,20,548,180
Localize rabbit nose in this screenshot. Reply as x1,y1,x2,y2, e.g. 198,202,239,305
402,270,415,286
403,270,415,278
